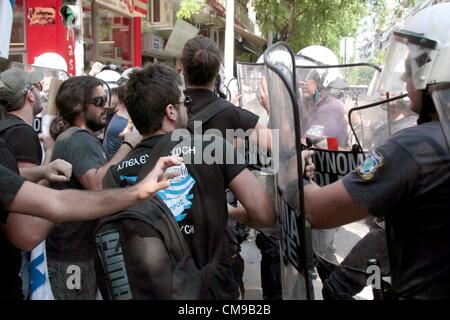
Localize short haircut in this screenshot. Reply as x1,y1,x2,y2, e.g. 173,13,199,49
125,63,182,135
181,35,222,86
55,76,104,126
117,84,128,105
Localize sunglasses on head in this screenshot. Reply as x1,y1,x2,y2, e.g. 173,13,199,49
90,95,108,107
174,95,192,107
22,82,43,95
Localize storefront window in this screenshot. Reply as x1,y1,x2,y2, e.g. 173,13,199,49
97,6,133,66
10,0,26,50
83,0,93,71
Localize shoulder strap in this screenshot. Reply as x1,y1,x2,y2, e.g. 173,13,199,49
0,116,27,135
136,133,181,181
187,98,232,133
57,126,85,141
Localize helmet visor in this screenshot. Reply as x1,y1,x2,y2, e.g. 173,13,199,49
379,31,438,92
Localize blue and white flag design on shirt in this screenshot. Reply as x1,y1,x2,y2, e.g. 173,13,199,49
157,164,196,222
29,241,54,300
0,0,15,59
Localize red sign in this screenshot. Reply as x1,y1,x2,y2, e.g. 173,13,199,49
28,7,56,26
26,0,75,76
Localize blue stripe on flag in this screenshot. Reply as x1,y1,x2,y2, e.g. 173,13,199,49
30,253,46,293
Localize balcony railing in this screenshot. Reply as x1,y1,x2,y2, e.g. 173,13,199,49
209,0,256,33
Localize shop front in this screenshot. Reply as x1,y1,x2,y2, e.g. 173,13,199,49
83,0,146,71
4,0,146,75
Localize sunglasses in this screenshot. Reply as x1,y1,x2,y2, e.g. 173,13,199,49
174,95,192,107
90,95,108,107
22,82,43,95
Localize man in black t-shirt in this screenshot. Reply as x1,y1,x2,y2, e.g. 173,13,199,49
0,68,75,299
0,138,28,300
100,63,276,299
181,36,276,299
0,137,181,300
46,76,141,300
0,68,44,167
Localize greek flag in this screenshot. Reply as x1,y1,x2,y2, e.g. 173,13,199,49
29,241,54,300
0,0,15,59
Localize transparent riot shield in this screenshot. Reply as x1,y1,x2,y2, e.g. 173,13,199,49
236,62,268,124
264,42,314,300
349,93,416,152
236,62,273,173
295,62,414,299
10,62,69,136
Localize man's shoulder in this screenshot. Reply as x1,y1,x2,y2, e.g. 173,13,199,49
391,121,440,144
388,121,448,160
56,127,96,146
0,115,27,129
114,146,152,173
0,116,34,137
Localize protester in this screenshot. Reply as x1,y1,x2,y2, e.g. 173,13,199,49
0,68,62,179
102,68,138,157
45,75,141,300
0,132,181,300
99,63,276,299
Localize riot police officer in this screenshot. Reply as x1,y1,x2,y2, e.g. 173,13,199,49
304,3,450,299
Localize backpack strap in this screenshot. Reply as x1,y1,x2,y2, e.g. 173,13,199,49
135,133,182,181
187,98,231,133
57,126,86,140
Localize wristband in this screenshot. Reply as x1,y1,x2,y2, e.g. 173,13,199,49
123,141,134,149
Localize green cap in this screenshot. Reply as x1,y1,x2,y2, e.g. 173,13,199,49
0,67,44,110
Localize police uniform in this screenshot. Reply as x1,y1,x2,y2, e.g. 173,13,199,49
342,120,450,299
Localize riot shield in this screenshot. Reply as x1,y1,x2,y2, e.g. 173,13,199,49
9,62,69,136
264,42,314,300
236,62,273,173
349,93,416,152
295,62,415,299
236,62,268,124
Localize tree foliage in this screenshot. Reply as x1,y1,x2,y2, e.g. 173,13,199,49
176,0,205,20
254,0,368,55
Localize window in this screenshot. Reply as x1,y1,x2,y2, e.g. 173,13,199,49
96,7,133,66
10,0,26,51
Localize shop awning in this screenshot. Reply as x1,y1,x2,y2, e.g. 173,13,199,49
217,17,266,48
234,24,267,48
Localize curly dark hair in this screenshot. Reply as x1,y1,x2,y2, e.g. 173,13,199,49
53,76,104,137
181,35,222,86
125,63,182,135
49,115,71,140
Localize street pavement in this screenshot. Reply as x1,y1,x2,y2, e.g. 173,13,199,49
241,222,375,300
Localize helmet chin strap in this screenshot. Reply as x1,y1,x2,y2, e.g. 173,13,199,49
417,89,437,124
314,89,321,102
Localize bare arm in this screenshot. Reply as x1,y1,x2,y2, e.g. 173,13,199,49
8,160,72,251
228,169,276,228
79,129,141,190
6,156,182,224
79,143,133,190
249,121,272,152
1,214,54,251
304,180,368,229
18,160,72,183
